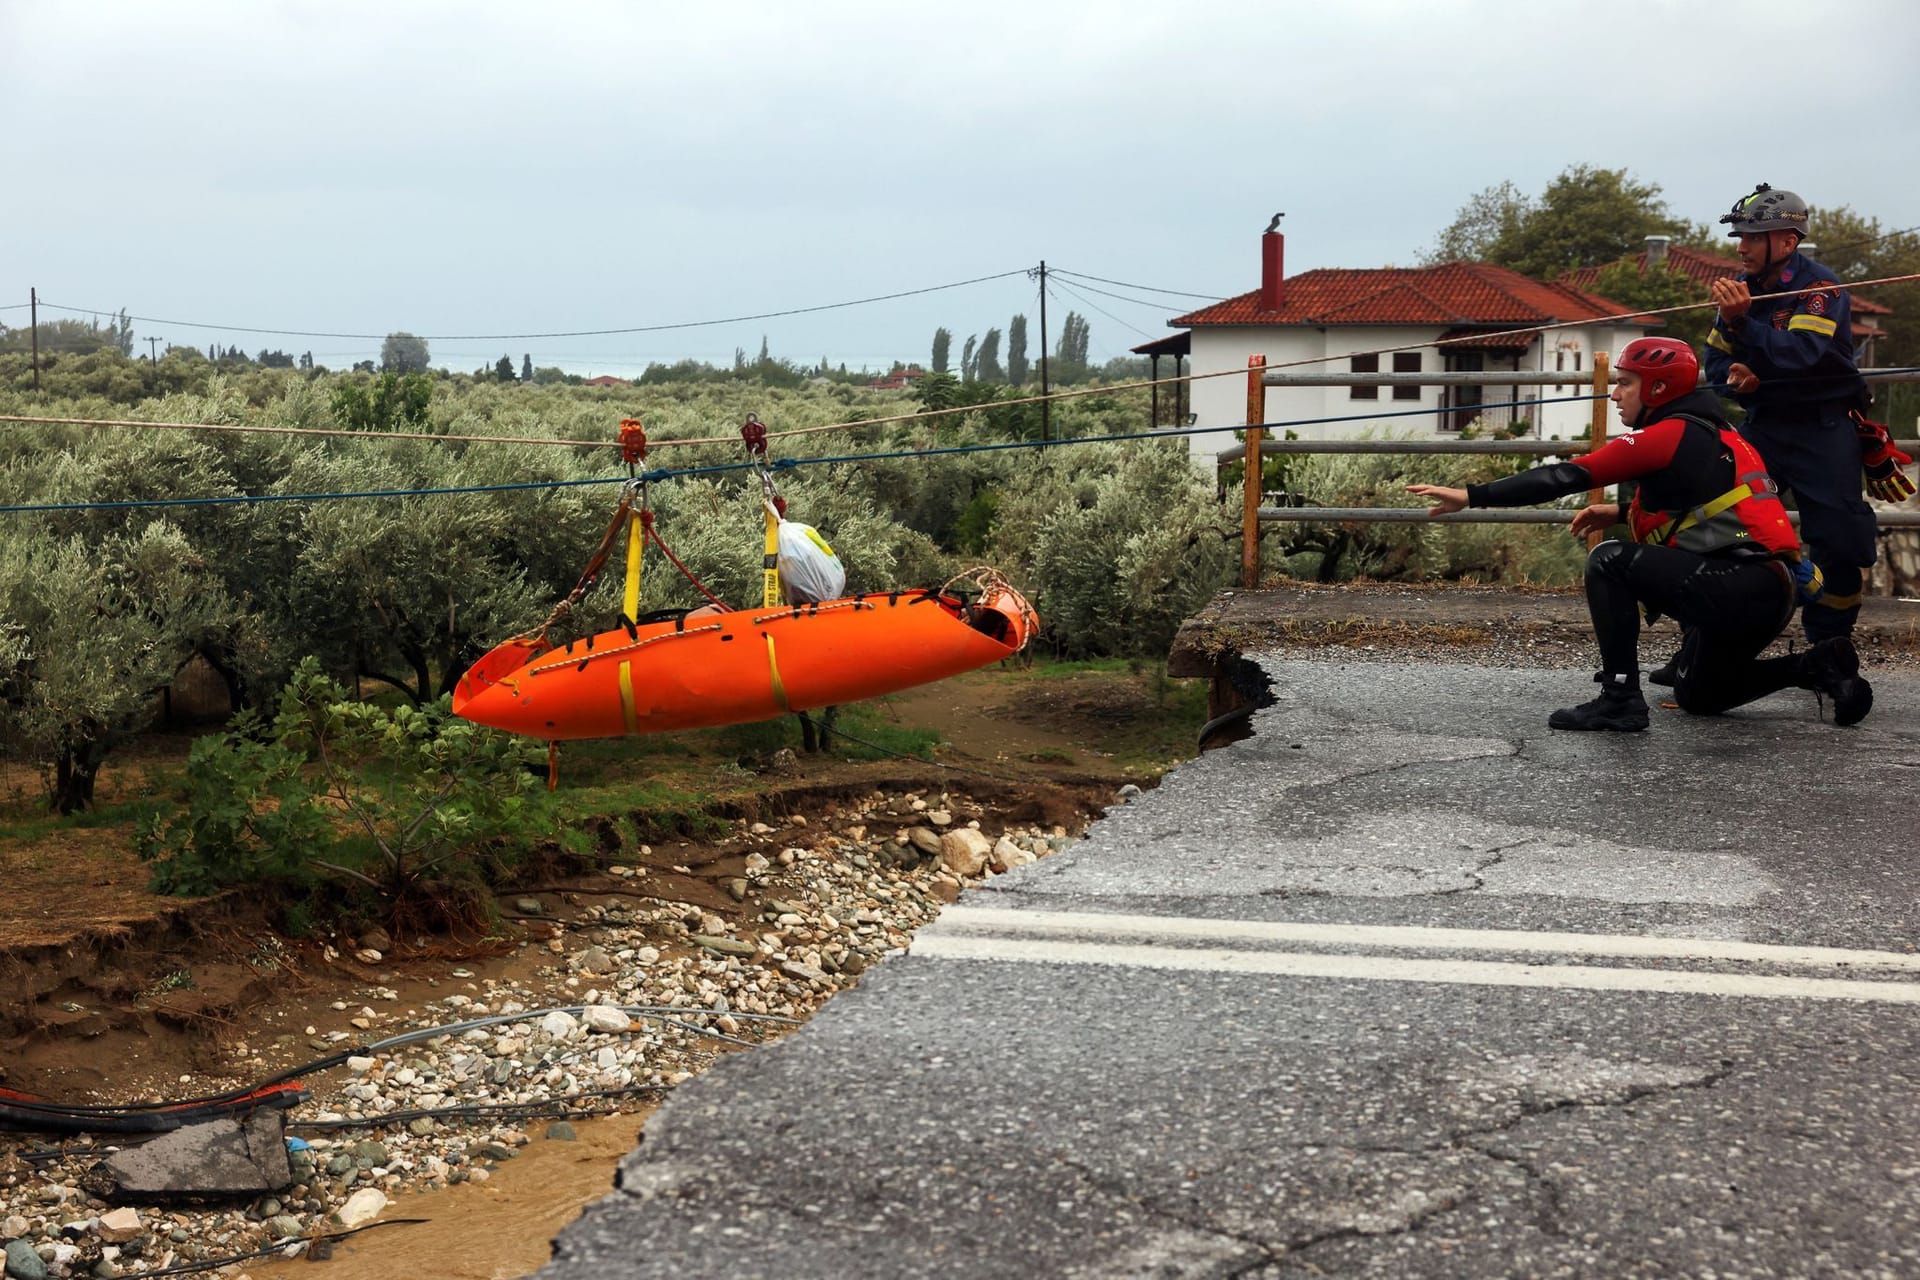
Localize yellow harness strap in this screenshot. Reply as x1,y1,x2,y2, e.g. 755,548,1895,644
1646,483,1752,545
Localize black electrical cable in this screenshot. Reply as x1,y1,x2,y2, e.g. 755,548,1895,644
1047,276,1205,312
290,1082,668,1131
37,268,1031,342
136,1217,429,1278
1050,267,1227,301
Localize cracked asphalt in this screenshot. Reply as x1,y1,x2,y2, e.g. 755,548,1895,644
536,657,1920,1279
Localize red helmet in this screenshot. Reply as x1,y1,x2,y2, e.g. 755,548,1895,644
1615,338,1698,410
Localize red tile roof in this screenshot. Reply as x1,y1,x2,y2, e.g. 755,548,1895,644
1562,244,1892,315
1171,261,1650,329
1435,327,1537,351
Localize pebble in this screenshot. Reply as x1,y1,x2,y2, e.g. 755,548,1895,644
0,787,1091,1278
5,1239,48,1280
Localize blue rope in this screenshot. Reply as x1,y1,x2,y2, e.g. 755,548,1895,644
0,475,622,515
12,374,1911,516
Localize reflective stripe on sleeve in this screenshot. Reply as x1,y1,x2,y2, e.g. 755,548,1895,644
1788,313,1838,337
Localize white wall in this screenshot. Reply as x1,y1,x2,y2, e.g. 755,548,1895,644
1180,322,1645,472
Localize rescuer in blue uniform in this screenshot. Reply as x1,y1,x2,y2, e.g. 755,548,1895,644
1700,183,1913,649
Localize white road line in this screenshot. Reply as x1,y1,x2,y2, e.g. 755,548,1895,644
911,935,1920,1004
933,906,1920,973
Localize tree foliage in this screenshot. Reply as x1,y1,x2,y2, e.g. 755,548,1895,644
0,521,240,812
330,370,435,431
1426,166,1700,278
381,331,431,373
1588,260,1713,351
931,327,952,374
136,659,558,926
0,311,132,357
1007,314,1029,386
1052,311,1091,383
976,327,1004,383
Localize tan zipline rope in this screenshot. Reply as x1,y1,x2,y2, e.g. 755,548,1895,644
5,272,1917,451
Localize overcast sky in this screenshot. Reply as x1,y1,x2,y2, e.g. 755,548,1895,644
4,0,1916,377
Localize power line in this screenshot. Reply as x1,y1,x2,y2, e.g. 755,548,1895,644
1050,268,1226,302
1814,221,1920,258
1048,277,1157,343
36,268,1032,342
1045,276,1193,313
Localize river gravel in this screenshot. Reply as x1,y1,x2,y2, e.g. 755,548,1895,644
0,786,1098,1278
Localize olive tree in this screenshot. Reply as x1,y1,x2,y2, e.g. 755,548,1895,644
0,521,243,812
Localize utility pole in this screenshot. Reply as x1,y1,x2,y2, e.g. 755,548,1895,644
29,287,39,392
147,336,160,362
1035,260,1050,443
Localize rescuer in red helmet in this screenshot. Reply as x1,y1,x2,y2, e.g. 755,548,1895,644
1407,336,1870,731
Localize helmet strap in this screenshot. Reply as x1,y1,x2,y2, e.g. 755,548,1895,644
1760,230,1797,280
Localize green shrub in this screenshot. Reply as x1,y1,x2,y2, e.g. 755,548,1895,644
136,659,559,927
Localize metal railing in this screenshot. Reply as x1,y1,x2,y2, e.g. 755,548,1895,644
1225,358,1920,588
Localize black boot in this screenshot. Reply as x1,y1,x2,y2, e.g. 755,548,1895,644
1799,637,1873,727
1647,654,1681,688
1549,672,1650,732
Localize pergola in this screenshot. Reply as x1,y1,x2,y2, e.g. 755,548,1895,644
1130,331,1191,430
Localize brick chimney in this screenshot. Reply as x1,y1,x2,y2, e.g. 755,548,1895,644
1644,234,1670,268
1261,213,1285,312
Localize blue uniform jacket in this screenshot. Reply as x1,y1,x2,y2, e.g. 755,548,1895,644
1703,250,1865,410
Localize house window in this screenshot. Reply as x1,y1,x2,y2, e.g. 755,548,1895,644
1573,351,1583,371
1349,352,1379,400
1391,352,1421,401
1555,350,1565,372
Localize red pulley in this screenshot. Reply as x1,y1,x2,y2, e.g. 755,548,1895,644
741,413,768,458
619,417,648,464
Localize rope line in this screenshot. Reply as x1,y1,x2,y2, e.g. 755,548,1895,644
0,391,1608,515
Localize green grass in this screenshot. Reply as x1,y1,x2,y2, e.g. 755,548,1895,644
0,794,175,843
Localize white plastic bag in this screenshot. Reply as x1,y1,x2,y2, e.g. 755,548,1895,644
776,520,846,604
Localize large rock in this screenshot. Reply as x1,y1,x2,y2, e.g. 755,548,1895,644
580,1005,632,1033
335,1188,387,1228
990,837,1035,874
4,1239,47,1280
96,1110,292,1200
939,828,993,877
93,1207,143,1243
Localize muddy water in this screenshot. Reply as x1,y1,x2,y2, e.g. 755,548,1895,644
254,1110,650,1280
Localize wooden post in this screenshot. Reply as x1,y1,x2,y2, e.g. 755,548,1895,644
1242,354,1267,589
1587,352,1610,549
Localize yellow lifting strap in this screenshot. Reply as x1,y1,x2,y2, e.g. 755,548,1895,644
761,498,781,609
623,507,644,623
1646,483,1751,545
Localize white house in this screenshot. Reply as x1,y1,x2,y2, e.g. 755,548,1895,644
1152,225,1658,471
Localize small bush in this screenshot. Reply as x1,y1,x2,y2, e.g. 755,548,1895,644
136,658,559,928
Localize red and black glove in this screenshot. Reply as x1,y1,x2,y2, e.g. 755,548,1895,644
1853,410,1918,502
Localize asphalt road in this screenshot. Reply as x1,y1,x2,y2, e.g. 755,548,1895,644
536,658,1920,1279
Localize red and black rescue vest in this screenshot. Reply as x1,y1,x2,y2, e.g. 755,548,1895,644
1627,414,1799,559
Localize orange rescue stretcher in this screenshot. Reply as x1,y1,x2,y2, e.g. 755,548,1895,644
451,414,1036,745
452,582,1033,742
